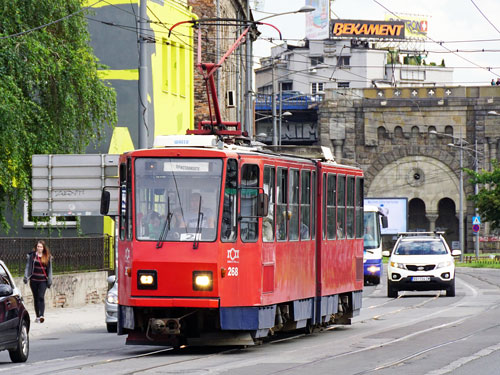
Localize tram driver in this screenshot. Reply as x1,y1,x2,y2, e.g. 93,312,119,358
173,192,215,230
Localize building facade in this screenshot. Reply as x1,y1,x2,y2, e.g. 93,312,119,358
318,85,500,251
187,0,251,132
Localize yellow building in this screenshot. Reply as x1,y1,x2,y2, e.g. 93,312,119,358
85,0,196,256
87,0,195,153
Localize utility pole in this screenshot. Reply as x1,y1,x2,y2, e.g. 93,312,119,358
245,1,253,138
474,139,480,258
138,0,148,149
271,60,278,146
459,137,464,262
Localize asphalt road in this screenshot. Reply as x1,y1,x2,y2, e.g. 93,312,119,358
1,266,499,374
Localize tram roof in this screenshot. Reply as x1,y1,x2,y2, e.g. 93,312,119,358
128,135,362,171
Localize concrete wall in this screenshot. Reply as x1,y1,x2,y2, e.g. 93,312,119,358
14,271,108,310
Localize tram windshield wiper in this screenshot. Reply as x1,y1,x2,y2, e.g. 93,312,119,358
156,198,173,249
193,196,203,250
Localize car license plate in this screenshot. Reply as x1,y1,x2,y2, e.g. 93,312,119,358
411,276,431,282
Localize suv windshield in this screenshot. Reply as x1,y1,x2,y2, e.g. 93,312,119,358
395,240,448,255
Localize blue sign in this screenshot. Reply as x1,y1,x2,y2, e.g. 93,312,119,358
472,216,481,225
473,224,480,233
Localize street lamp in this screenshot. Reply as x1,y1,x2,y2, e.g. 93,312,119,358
447,141,484,259
430,130,466,260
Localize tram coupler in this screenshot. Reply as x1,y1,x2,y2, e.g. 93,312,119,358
150,318,181,335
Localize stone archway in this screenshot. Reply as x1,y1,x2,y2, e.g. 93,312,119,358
366,154,460,232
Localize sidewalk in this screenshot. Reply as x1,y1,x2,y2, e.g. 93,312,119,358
26,303,107,339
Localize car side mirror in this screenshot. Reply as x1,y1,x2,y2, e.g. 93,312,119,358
381,216,388,229
107,275,116,285
451,250,462,257
0,284,13,297
382,250,391,257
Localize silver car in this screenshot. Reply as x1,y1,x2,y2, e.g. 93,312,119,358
105,275,118,333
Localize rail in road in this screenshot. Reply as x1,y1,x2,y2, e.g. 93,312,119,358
1,267,499,374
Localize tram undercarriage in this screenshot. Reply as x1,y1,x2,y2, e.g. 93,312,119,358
120,291,362,347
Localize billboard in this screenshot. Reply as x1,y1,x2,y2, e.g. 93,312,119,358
32,154,119,217
305,0,330,40
364,198,408,235
331,20,405,39
385,14,428,40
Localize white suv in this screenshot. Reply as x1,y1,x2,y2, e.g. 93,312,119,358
382,232,461,298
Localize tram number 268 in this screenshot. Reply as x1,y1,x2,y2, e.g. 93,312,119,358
227,267,238,276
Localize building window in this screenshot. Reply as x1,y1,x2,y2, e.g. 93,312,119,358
281,82,293,91
24,201,77,228
338,56,350,67
310,56,324,66
401,69,425,81
311,82,324,94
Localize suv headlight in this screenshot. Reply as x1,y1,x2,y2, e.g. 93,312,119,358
107,291,118,304
390,261,406,270
437,260,453,269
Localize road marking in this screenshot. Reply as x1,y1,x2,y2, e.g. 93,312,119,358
424,342,500,375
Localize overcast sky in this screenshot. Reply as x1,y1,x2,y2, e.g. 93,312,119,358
252,0,500,85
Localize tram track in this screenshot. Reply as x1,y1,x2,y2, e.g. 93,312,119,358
4,273,496,375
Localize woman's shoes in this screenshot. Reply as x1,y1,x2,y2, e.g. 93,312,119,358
35,317,40,323
39,316,45,323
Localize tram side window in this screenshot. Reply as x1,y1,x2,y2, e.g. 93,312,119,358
276,168,288,241
221,159,238,242
263,166,275,242
311,171,316,240
346,176,355,239
289,169,300,241
356,177,364,239
337,175,346,239
300,170,311,240
327,174,337,240
240,164,259,242
119,163,127,241
322,174,327,239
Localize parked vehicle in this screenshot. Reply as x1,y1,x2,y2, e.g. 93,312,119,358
105,275,118,333
383,232,461,298
0,260,30,362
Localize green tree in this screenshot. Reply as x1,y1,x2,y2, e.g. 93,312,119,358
0,1,117,230
466,161,500,230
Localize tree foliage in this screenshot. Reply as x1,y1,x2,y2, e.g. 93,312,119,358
466,161,500,230
0,1,117,230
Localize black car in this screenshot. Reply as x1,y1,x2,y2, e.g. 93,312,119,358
0,260,30,362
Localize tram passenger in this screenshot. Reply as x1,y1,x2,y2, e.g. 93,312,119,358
147,211,162,239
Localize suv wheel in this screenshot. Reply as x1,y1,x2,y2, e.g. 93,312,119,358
387,280,398,298
446,278,456,297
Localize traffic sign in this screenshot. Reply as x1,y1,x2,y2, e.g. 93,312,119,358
472,216,481,225
473,224,480,233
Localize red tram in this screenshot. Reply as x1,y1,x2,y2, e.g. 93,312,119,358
102,134,364,346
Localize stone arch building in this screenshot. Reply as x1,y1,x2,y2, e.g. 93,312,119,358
319,86,500,250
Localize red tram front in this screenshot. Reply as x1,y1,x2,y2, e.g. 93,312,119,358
109,135,364,346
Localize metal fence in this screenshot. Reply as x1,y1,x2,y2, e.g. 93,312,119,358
0,236,113,276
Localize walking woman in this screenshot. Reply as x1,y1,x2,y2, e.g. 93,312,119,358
23,240,53,323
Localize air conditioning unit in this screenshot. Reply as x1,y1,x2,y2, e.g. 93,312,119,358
225,90,236,108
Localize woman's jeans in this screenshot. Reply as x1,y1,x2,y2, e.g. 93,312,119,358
30,280,48,318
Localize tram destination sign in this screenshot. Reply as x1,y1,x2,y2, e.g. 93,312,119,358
32,154,119,217
331,19,405,40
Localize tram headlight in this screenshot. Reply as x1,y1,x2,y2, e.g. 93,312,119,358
137,270,157,290
193,271,213,291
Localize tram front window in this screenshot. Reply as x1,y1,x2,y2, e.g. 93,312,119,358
135,158,222,242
